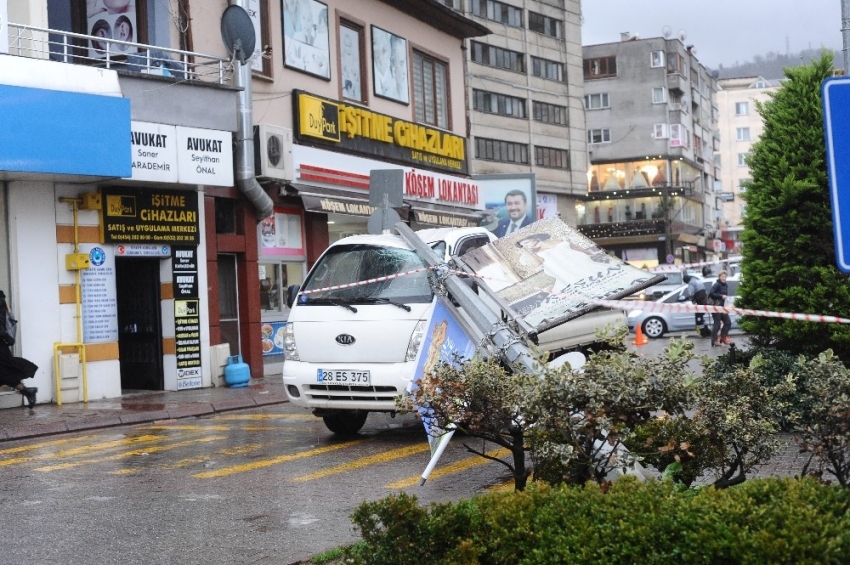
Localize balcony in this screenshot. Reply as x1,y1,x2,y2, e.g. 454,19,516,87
667,72,687,94
6,23,230,84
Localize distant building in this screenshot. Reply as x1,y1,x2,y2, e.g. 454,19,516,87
715,76,780,255
580,33,720,268
448,0,587,225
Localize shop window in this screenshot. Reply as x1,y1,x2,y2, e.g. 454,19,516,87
259,262,304,314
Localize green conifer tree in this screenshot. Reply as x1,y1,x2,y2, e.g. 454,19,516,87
737,52,850,361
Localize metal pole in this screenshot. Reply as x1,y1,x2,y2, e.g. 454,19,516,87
843,0,850,72
394,222,539,375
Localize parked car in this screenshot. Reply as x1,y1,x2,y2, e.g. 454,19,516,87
636,269,702,301
627,276,741,339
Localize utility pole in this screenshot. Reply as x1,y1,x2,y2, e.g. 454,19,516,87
843,0,850,72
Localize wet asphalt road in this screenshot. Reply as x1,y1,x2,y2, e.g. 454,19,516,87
0,329,740,565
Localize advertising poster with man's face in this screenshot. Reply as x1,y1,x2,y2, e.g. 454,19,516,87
87,0,138,60
474,174,536,239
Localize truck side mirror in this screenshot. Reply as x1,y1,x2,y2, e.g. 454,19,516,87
286,285,301,308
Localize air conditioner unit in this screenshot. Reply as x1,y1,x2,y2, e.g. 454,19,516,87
254,124,293,182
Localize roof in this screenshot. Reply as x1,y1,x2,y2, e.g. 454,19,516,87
377,0,491,39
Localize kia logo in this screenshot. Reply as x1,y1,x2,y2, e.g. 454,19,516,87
335,334,355,346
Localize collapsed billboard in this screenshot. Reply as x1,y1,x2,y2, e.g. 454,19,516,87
460,217,665,333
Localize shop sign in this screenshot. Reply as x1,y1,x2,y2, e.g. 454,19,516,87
115,244,171,257
293,90,468,174
719,192,735,202
175,126,233,186
403,169,480,208
101,187,200,245
128,122,178,183
262,321,286,357
538,194,558,220
259,206,305,256
413,210,476,228
172,245,201,388
79,244,119,344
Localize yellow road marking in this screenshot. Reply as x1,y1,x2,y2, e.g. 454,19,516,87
387,447,511,489
34,436,226,472
0,435,98,455
162,444,265,470
193,440,365,479
142,425,231,432
216,414,316,421
110,468,138,475
0,435,164,467
289,443,431,482
486,479,516,493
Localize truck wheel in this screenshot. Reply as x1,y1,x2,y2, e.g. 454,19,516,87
322,410,369,435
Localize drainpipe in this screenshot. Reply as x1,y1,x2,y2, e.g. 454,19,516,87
232,0,274,221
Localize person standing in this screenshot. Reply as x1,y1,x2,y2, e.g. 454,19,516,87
0,291,37,407
492,190,532,237
709,270,732,347
683,272,709,337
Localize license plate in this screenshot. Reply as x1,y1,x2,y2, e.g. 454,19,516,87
317,369,371,386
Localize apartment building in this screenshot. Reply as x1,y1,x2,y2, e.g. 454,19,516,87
444,0,586,225
715,76,779,256
580,33,720,268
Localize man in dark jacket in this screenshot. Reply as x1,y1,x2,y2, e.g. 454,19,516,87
0,291,37,407
709,271,733,346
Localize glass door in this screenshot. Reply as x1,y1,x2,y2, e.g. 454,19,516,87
218,254,240,356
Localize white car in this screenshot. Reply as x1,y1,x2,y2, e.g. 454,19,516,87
637,270,702,301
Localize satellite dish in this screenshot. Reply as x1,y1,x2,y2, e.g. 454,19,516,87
678,29,687,41
220,5,256,64
662,25,672,38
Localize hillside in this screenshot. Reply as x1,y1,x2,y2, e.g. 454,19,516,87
714,48,843,80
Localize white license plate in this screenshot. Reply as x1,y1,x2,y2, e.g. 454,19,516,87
316,369,371,386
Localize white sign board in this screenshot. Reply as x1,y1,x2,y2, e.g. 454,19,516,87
176,126,234,186
116,244,171,257
80,245,119,343
128,122,179,183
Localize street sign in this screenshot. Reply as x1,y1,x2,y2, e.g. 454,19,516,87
666,254,674,264
822,77,850,272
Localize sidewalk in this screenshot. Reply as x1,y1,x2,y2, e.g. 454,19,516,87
0,377,290,442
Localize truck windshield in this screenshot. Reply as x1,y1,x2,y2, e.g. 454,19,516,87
300,244,434,304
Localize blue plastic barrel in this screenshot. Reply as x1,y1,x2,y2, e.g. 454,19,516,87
224,355,250,388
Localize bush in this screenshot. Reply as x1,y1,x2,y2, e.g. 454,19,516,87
346,478,850,564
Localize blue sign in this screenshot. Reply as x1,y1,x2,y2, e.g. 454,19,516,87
823,77,850,272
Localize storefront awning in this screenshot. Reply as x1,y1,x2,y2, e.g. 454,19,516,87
407,201,485,229
287,183,408,220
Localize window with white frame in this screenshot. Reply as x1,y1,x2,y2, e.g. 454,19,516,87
652,87,667,103
738,178,751,192
650,50,664,67
587,128,611,144
670,123,689,147
740,203,747,217
652,123,668,138
714,153,722,167
737,152,749,166
754,80,767,88
584,92,609,109
735,101,749,115
736,127,750,141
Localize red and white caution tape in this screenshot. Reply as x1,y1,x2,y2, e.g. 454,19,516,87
297,265,850,325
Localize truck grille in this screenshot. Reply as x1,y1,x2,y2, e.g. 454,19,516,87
306,385,399,402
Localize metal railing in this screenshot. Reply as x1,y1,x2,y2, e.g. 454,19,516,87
7,23,232,85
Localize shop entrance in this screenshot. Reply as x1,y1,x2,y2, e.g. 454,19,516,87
116,257,164,390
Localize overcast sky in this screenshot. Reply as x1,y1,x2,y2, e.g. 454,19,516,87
580,0,843,69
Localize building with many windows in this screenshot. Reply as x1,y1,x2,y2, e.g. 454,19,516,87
445,0,586,224
579,33,721,268
714,76,780,256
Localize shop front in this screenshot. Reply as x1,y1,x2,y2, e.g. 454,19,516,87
255,91,487,375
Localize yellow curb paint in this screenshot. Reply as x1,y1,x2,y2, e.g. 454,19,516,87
34,436,225,472
387,448,510,489
289,443,431,483
193,440,365,479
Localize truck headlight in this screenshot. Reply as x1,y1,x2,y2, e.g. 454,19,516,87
405,320,427,362
283,323,300,361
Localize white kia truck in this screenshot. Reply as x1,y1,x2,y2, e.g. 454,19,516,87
281,226,628,435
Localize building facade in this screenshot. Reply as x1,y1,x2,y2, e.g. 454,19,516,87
1,0,491,405
714,76,779,256
446,0,587,226
580,33,721,268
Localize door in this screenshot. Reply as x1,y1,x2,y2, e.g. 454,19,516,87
218,254,240,356
116,258,163,390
